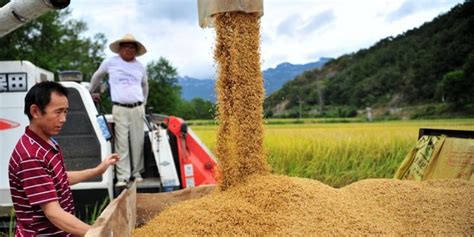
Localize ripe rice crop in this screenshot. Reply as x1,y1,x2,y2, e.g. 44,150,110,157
193,119,474,187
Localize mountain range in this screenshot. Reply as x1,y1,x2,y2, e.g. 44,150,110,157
178,57,330,102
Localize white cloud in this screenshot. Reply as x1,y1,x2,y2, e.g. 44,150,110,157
68,0,464,79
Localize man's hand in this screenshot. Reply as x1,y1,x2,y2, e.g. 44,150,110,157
91,93,101,103
96,153,120,174
68,153,120,185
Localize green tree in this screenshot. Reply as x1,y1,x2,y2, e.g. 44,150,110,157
174,98,216,120
174,100,195,119
168,97,216,120
187,98,216,120
437,69,473,103
146,57,182,115
0,1,106,80
464,53,474,82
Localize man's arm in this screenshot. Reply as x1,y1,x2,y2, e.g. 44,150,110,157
68,153,119,185
41,201,90,236
142,74,149,104
89,68,107,93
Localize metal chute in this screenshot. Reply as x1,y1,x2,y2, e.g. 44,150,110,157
197,0,263,28
0,0,70,37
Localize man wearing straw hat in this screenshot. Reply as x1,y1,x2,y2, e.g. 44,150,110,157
90,33,148,186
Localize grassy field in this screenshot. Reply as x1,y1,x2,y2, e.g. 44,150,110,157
191,119,474,187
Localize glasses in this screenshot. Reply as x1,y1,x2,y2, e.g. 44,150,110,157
120,44,137,50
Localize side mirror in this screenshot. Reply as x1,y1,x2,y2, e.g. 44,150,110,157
97,114,112,141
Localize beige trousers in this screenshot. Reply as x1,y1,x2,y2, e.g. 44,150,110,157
112,105,145,181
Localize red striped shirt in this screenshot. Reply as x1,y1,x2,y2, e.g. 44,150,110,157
9,127,74,237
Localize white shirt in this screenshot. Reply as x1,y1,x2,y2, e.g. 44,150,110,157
90,55,148,104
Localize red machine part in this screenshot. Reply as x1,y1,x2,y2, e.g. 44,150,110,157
166,116,217,188
0,118,20,131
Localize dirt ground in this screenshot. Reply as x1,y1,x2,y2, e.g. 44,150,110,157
133,174,473,236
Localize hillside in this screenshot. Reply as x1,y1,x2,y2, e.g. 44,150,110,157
179,58,329,102
265,2,474,119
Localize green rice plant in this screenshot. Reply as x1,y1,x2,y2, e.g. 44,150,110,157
8,208,14,237
1,208,15,237
86,197,110,225
192,119,474,187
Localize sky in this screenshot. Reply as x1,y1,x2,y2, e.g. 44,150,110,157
68,0,464,79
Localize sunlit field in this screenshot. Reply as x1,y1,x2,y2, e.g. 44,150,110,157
191,119,474,187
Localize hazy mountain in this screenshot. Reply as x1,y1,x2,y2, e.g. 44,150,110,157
178,76,216,102
263,58,330,96
179,58,330,102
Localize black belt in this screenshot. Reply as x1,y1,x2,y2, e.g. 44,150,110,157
113,102,143,108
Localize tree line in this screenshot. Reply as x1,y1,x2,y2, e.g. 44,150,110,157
0,1,215,120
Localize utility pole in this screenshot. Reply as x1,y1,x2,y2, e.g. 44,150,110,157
298,95,302,119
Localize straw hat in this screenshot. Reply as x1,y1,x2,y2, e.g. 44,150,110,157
109,33,147,56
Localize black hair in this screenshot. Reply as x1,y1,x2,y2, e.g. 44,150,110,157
24,81,69,120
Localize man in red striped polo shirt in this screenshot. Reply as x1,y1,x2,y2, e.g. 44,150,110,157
8,81,119,236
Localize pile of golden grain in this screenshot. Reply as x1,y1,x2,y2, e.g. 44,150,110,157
133,12,473,236
133,174,473,235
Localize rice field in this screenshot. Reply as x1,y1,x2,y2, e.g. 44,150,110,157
191,119,474,187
